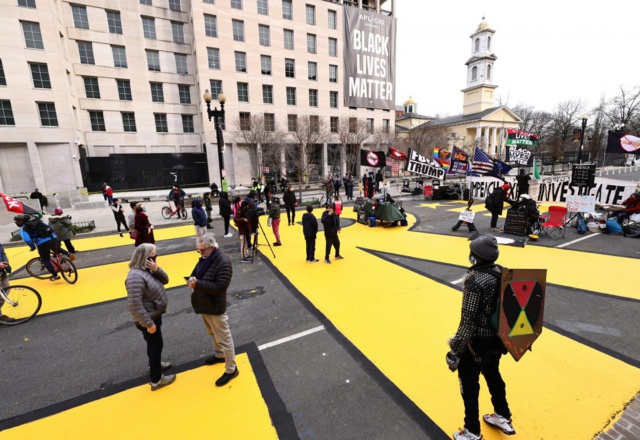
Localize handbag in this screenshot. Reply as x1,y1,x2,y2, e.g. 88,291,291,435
129,229,138,240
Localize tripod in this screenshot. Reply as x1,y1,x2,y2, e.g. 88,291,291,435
251,217,276,262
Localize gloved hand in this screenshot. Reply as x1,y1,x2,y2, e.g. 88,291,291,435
446,351,460,372
29,247,35,252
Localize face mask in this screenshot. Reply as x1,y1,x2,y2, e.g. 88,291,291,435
148,255,157,263
142,207,147,212
469,254,477,265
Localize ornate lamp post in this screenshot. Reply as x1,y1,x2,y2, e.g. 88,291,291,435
577,114,588,164
203,89,227,186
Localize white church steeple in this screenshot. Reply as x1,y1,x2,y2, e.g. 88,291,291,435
461,17,498,115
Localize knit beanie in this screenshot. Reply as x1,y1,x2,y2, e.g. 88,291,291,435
500,183,511,192
469,234,499,262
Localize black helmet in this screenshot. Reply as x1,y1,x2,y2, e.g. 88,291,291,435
14,214,30,225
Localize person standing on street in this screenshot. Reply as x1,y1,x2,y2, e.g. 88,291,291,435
111,198,128,237
103,183,114,205
192,198,208,238
375,170,384,194
283,185,297,226
187,234,239,387
125,243,175,391
344,174,354,200
134,204,155,247
485,184,515,232
268,197,282,246
302,205,319,262
219,191,233,237
203,192,214,229
447,234,515,440
515,169,531,198
49,208,77,254
321,204,343,264
30,188,48,212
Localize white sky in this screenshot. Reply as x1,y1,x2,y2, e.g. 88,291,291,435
395,1,640,117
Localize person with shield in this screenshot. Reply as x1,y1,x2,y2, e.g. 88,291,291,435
446,234,515,440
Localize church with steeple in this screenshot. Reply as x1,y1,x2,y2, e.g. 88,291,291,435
396,17,521,156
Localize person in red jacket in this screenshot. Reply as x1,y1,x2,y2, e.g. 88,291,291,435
618,192,640,224
103,183,114,205
332,195,342,219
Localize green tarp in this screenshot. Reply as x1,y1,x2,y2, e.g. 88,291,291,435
360,200,405,222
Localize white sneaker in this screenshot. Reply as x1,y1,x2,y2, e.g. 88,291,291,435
483,413,515,435
224,233,233,238
453,428,482,440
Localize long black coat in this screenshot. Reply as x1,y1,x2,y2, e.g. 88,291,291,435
190,248,233,315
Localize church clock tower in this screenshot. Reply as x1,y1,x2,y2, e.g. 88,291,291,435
462,17,498,115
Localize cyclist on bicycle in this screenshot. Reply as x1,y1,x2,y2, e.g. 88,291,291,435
14,214,69,281
168,185,186,214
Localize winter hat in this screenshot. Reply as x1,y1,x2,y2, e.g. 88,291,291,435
469,234,499,262
54,208,63,215
500,183,511,192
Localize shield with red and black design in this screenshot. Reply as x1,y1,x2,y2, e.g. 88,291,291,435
497,268,547,361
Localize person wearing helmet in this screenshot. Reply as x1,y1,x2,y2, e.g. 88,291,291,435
447,234,515,440
14,214,65,281
49,208,77,255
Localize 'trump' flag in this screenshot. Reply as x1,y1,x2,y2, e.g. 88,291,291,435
360,149,386,167
471,147,494,174
0,193,40,215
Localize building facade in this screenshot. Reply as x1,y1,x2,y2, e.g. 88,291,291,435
0,0,395,194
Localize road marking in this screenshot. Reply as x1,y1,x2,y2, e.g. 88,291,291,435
258,325,325,351
555,233,600,248
451,277,465,285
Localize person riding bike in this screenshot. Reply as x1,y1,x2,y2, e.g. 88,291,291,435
168,185,186,213
14,214,71,281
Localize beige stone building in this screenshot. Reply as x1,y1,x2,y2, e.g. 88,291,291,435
0,0,395,194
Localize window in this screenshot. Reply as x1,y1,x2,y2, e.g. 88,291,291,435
142,17,156,39
231,0,242,9
308,62,317,81
237,82,249,102
287,114,297,131
330,91,338,109
330,116,338,133
264,113,275,132
383,119,390,133
285,58,295,78
204,0,214,3
260,55,271,75
150,82,164,102
309,89,318,107
78,41,95,64
107,11,123,34
310,115,319,133
471,66,477,81
262,85,273,104
175,53,188,74
169,0,181,11
22,21,44,49
488,36,492,50
329,65,338,83
232,20,244,42
112,45,128,68
89,111,106,131
207,47,220,69
259,25,270,46
72,5,89,29
283,29,294,50
366,118,374,133
140,0,152,4
146,50,160,71
0,60,6,86
204,14,218,37
83,77,100,98
117,79,132,100
286,87,296,105
487,64,492,80
328,10,337,29
257,0,268,15
329,38,337,57
155,113,168,133
18,0,36,8
0,101,15,125
210,79,222,97
37,102,58,127
122,112,136,131
306,4,315,25
182,115,194,133
239,112,251,130
349,117,356,133
282,0,292,19
234,51,247,73
474,38,479,52
172,22,185,43
30,63,51,89
307,34,316,54
178,84,191,104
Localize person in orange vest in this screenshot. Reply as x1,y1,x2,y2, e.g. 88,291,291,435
332,195,342,219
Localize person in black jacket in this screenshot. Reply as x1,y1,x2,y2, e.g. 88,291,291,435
515,169,531,198
187,234,238,387
203,192,214,229
321,204,343,264
218,191,232,237
301,205,319,262
485,184,515,232
282,185,297,226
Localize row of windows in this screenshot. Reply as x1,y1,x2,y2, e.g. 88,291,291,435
75,41,189,74
89,111,195,133
140,0,183,11
83,78,193,104
0,100,58,127
238,113,390,134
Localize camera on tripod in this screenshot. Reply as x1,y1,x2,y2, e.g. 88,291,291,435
247,207,266,219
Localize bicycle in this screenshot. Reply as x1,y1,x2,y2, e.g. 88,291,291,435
161,200,187,220
26,251,78,284
0,271,42,325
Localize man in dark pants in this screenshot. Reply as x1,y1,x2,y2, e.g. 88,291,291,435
282,185,297,226
301,205,319,262
515,169,531,198
485,184,515,232
447,234,515,440
321,204,343,264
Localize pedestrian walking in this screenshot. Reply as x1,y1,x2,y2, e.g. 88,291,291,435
187,234,239,387
268,197,282,246
203,192,214,229
324,177,333,201
219,191,233,237
301,205,319,262
192,198,208,238
134,204,155,247
111,198,128,237
344,174,354,200
332,195,342,219
485,184,515,232
125,243,175,391
333,175,342,196
103,183,114,205
321,204,343,264
447,234,515,440
49,208,77,254
29,188,48,212
283,185,297,226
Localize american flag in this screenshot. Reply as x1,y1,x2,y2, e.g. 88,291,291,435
389,159,402,175
471,147,494,174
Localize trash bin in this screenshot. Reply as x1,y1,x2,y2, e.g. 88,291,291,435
368,216,377,227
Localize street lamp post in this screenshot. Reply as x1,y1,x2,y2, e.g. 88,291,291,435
203,89,227,186
577,114,588,164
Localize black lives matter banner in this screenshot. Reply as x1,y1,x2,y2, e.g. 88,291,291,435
506,129,538,147
505,145,533,166
343,6,396,109
406,149,445,179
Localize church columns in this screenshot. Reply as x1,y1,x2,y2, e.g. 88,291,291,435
475,127,482,147
491,127,498,156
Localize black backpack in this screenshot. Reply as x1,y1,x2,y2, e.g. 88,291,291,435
24,218,54,239
484,192,496,210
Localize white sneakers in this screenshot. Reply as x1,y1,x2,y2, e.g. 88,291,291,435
224,233,233,238
453,428,482,440
483,413,516,435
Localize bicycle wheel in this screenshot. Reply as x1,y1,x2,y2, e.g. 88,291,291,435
26,257,50,280
59,256,78,284
0,285,42,325
180,207,188,220
161,206,172,219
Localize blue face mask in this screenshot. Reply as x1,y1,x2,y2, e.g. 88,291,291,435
469,254,477,265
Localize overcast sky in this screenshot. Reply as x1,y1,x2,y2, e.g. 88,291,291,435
395,1,640,119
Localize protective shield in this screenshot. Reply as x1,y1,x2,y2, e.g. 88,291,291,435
497,268,546,361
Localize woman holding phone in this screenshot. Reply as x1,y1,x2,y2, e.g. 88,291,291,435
125,243,175,391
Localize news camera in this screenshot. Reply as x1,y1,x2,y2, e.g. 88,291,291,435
247,207,266,219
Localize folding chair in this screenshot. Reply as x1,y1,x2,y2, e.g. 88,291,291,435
540,206,568,240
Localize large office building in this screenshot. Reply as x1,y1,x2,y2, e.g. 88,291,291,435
0,0,396,194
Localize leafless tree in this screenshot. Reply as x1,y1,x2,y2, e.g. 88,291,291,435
232,114,287,181
337,117,370,176
399,122,450,157
288,115,331,200
602,85,640,134
544,99,586,173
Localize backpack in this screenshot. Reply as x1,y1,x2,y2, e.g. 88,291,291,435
576,215,587,235
605,219,623,235
484,192,496,210
24,218,54,239
624,223,640,238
